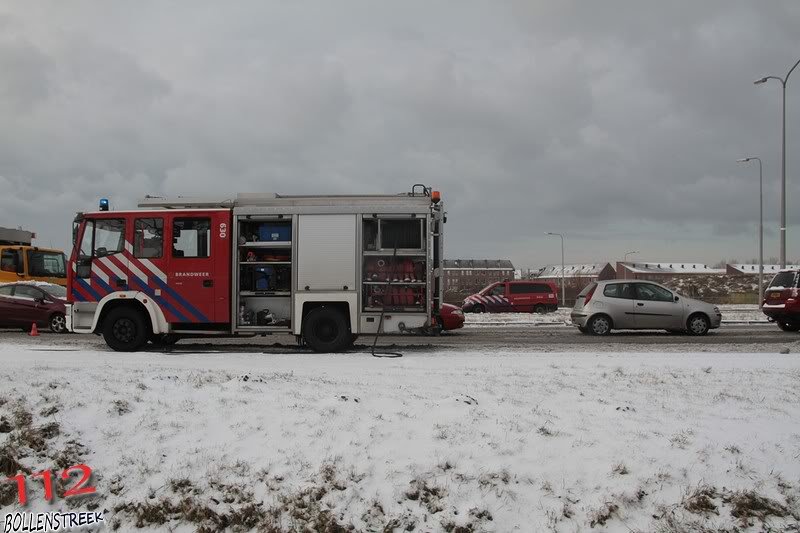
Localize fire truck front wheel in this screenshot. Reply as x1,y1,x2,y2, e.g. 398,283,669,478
302,307,351,353
102,307,150,352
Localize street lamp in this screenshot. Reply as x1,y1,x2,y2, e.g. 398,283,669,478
545,232,565,306
623,251,638,280
737,157,764,308
754,57,800,268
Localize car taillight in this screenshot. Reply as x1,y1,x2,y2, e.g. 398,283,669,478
584,286,597,304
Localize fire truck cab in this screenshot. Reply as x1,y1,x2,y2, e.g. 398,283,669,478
66,187,445,352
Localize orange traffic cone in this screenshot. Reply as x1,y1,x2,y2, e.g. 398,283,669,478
29,323,39,337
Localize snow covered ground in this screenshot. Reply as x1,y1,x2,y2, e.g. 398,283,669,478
465,304,767,327
1,343,799,531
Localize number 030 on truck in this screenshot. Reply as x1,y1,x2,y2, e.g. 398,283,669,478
66,187,446,352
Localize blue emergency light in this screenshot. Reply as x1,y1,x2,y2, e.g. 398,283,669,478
99,198,109,211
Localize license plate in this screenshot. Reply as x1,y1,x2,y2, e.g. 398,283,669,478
770,292,782,298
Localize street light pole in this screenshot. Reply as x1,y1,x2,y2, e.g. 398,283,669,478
545,232,565,306
754,57,800,268
623,251,638,280
738,157,764,308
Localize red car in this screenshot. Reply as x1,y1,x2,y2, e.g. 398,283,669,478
0,282,68,333
439,303,464,330
462,280,559,314
762,269,800,331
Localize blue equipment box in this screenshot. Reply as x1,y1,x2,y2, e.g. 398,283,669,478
254,266,273,290
258,224,291,242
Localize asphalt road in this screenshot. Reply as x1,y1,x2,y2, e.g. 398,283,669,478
1,323,796,354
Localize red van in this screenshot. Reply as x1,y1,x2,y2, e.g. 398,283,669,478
461,280,559,314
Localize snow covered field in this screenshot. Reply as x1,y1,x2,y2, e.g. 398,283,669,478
465,304,767,327
1,343,799,531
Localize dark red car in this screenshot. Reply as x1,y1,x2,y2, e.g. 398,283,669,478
0,283,68,333
762,269,800,331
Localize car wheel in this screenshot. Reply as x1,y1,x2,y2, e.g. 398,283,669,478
302,306,351,352
588,315,612,336
686,313,710,336
49,313,67,334
472,304,485,313
776,321,800,332
533,304,546,314
103,307,150,352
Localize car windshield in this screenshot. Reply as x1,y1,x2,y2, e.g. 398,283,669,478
479,284,497,294
768,271,797,290
26,250,67,278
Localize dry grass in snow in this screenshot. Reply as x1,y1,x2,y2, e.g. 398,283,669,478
1,344,799,532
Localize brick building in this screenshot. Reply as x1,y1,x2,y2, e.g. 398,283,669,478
443,259,515,293
536,263,616,283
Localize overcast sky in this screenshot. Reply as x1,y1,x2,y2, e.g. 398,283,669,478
1,1,798,268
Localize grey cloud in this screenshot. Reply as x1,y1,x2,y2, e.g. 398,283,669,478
0,1,798,268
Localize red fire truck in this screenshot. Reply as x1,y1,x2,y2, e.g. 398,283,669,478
66,187,445,352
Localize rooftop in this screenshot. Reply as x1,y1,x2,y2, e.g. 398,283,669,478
444,259,515,270
536,263,612,278
618,262,725,274
728,264,793,274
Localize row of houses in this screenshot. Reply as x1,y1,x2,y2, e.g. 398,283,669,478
537,262,788,283
444,259,788,294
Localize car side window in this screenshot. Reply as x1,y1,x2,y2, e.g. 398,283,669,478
489,284,506,296
603,283,635,299
636,283,673,302
0,286,13,296
509,284,535,294
14,286,43,300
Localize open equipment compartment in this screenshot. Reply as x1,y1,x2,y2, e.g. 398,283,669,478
361,215,429,314
234,214,293,330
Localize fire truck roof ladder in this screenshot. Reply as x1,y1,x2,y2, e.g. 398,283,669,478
138,192,431,210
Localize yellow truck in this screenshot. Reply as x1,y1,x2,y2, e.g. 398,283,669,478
0,227,67,286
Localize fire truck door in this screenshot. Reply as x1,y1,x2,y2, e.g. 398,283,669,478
161,213,230,324
74,217,130,302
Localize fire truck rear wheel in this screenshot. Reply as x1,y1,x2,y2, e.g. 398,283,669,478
103,307,150,352
302,307,351,353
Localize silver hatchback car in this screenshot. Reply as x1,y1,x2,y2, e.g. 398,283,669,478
571,280,722,335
